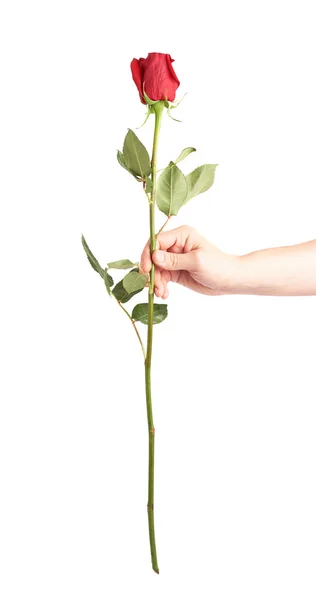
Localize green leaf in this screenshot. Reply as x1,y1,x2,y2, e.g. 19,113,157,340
112,280,142,304
117,150,141,181
122,270,148,294
117,149,128,171
104,269,113,296
81,235,105,279
184,164,218,204
145,176,153,194
107,272,114,287
156,161,188,217
122,129,151,179
132,303,168,325
81,235,114,297
108,259,137,270
175,147,196,164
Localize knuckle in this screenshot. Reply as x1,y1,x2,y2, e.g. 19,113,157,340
168,252,178,269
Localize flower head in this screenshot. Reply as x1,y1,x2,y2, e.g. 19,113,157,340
131,53,180,105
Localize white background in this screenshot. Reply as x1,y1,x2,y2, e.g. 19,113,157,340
1,1,316,598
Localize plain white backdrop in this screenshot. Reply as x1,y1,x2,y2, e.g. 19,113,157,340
1,1,316,598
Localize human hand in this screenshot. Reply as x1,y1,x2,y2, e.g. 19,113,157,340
140,225,239,298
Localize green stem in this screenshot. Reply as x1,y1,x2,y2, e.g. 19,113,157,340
115,298,146,360
145,101,164,575
156,216,171,237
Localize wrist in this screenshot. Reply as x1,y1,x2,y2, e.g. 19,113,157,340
208,252,244,295
225,251,276,295
221,254,245,294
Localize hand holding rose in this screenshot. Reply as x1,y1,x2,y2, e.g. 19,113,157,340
141,226,316,297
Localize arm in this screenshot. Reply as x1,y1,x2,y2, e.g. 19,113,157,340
232,240,316,296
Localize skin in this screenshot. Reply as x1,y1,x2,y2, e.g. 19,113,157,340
140,225,316,298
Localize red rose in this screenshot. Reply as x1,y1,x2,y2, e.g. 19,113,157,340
131,53,180,105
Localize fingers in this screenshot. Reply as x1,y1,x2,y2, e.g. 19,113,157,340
155,270,172,299
140,239,152,274
140,225,198,274
154,267,164,297
155,225,198,253
140,225,200,298
152,248,199,272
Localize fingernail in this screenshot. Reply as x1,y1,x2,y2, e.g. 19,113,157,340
155,250,165,263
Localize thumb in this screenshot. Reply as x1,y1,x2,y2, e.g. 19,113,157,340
152,249,197,271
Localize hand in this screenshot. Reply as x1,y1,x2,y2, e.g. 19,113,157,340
140,225,238,298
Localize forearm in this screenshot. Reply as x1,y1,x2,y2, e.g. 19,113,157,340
230,240,316,296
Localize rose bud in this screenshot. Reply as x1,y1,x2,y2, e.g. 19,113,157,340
131,52,180,105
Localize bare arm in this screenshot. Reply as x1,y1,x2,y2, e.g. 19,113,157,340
233,239,316,296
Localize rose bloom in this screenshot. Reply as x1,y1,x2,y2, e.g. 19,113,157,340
131,52,180,105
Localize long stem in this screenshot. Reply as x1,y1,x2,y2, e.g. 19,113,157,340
145,101,164,575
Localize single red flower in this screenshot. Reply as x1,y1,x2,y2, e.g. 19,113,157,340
131,53,180,105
